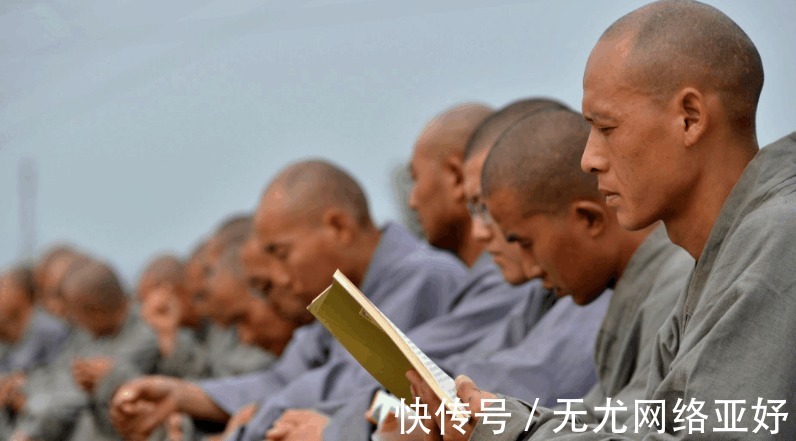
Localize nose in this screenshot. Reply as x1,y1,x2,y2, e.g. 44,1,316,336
581,128,608,174
269,262,291,288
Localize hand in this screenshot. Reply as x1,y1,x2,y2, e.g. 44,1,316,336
9,431,35,441
406,370,495,441
371,411,426,441
72,357,115,393
111,376,181,441
212,402,258,441
265,409,329,441
0,373,26,409
165,412,186,441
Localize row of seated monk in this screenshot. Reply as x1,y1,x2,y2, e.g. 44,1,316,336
2,1,795,440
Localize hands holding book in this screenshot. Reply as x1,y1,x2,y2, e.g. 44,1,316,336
406,370,494,441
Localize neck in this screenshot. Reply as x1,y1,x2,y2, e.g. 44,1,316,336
665,135,758,260
345,226,382,287
455,220,485,268
614,223,658,281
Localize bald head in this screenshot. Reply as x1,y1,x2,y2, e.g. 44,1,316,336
483,109,598,214
598,0,763,132
465,98,571,160
415,103,493,162
35,244,77,292
140,254,184,286
63,260,126,312
214,214,253,251
217,245,245,279
2,266,35,303
264,159,373,227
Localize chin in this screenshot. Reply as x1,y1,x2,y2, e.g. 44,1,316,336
616,211,657,232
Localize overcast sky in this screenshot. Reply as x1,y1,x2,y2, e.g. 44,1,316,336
1,0,794,285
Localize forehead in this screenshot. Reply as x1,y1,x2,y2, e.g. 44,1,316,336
484,188,525,228
486,188,559,236
254,191,308,239
583,38,636,116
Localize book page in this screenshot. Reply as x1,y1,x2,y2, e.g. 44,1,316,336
386,317,457,402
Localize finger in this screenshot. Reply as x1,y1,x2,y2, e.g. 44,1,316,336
424,416,443,441
407,371,440,408
265,424,289,441
113,385,142,409
453,375,482,412
378,412,399,434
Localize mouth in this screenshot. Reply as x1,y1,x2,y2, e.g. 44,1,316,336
598,187,620,205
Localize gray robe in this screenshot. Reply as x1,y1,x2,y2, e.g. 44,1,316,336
205,325,276,378
242,253,538,440
15,312,160,441
155,328,211,380
198,222,467,441
472,225,692,440
474,132,796,440
0,308,69,375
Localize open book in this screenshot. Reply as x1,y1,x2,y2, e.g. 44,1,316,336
308,270,459,412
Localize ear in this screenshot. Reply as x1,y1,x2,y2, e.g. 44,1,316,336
569,200,607,238
676,87,708,147
321,207,356,246
442,155,466,202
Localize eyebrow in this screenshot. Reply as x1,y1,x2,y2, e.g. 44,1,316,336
583,111,616,124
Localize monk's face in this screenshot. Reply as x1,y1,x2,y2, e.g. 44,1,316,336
183,253,209,324
487,189,611,305
236,296,295,356
63,291,126,337
40,256,72,319
205,265,250,327
408,134,466,250
581,37,696,231
0,277,30,343
253,191,344,324
463,150,535,285
240,235,272,300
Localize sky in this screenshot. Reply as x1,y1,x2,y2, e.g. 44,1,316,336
1,0,794,286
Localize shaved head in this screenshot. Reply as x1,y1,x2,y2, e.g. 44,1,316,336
465,98,570,160
483,109,598,214
265,159,373,227
2,266,36,303
409,103,491,259
416,103,493,162
35,244,77,292
599,0,763,133
140,254,184,288
63,260,126,312
214,214,253,251
217,245,245,278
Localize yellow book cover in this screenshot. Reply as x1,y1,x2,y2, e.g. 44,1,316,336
308,270,458,410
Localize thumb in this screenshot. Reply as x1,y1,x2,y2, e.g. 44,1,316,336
454,375,484,411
